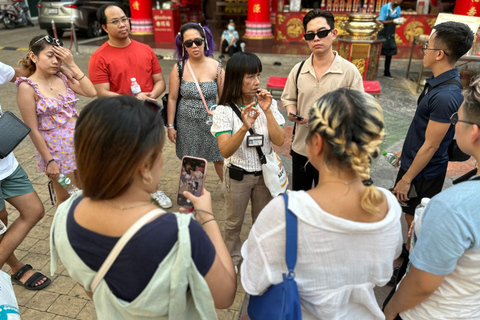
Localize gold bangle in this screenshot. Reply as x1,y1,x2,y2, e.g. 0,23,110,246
76,74,86,81
201,218,215,226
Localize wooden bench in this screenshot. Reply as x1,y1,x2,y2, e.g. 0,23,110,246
267,77,381,98
214,1,247,28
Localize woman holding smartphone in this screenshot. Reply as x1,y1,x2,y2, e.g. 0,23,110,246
16,35,96,204
210,52,285,270
50,96,236,319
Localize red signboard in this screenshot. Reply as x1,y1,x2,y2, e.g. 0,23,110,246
152,9,181,43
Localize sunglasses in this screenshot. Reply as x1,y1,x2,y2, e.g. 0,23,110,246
31,35,64,48
183,38,204,48
303,29,332,41
450,112,479,126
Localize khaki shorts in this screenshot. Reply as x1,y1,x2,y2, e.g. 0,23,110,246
0,165,34,211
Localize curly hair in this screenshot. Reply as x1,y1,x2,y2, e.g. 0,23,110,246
308,88,385,215
174,23,215,60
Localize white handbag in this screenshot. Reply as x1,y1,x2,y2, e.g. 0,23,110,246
261,150,288,197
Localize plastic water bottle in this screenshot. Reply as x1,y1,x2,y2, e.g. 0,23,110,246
130,78,141,96
57,174,79,195
382,151,397,166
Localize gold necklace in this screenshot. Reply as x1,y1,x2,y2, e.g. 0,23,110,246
104,199,152,210
317,178,358,186
41,76,55,91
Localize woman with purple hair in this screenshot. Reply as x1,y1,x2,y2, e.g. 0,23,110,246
166,23,225,181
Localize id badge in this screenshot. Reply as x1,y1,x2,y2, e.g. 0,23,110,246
247,134,264,147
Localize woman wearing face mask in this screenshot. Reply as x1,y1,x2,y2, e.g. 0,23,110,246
16,35,96,205
220,20,240,59
167,23,225,182
210,52,285,271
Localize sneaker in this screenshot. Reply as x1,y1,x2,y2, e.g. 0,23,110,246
151,190,172,209
383,74,395,80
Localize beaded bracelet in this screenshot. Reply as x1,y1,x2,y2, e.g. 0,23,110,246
202,219,215,226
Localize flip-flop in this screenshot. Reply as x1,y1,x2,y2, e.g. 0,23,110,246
11,264,52,291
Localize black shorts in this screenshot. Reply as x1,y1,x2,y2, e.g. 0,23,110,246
394,167,446,215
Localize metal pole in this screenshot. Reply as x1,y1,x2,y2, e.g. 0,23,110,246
51,19,58,38
71,20,79,54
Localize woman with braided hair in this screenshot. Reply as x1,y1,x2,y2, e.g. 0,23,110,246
241,88,403,319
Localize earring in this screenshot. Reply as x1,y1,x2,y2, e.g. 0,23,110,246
142,173,153,185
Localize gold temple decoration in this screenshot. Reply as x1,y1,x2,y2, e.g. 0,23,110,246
286,18,304,39
340,13,383,40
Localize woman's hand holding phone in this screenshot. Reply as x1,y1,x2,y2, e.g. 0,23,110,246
288,112,308,125
182,189,214,224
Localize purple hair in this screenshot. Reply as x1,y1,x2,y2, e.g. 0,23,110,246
174,23,215,60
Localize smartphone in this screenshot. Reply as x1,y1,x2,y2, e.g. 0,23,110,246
177,156,207,208
289,112,304,121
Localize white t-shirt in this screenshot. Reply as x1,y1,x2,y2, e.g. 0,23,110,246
0,62,19,180
210,100,285,172
241,188,403,320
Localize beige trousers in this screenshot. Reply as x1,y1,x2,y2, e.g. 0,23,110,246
222,166,272,266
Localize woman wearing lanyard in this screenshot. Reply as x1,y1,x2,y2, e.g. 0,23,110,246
210,52,285,270
378,0,404,80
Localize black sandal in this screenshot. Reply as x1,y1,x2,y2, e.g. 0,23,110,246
11,264,52,291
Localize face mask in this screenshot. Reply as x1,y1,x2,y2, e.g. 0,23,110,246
228,26,235,31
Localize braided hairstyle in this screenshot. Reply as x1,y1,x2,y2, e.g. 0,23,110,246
308,88,385,215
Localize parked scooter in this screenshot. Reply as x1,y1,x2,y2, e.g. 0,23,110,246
2,0,34,29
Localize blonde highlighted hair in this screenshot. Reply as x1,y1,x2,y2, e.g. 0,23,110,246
308,88,385,215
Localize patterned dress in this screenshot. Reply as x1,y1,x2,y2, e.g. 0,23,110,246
175,62,223,162
16,73,78,174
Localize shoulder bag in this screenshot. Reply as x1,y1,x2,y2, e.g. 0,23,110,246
91,208,164,292
229,103,288,197
0,106,31,159
248,193,302,320
186,60,215,116
161,60,184,130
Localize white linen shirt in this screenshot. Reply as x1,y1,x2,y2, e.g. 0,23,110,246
241,189,403,320
210,100,285,172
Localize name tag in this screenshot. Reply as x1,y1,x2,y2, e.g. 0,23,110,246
247,134,264,148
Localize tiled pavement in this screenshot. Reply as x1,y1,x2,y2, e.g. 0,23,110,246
1,26,478,320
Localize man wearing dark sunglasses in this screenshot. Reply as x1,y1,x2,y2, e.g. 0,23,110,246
281,9,363,191
392,22,474,245
88,4,172,209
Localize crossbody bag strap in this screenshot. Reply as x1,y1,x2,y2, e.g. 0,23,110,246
90,208,164,292
282,193,298,277
186,60,212,115
228,102,266,164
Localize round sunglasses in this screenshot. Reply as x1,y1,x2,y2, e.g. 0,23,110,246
303,29,332,41
183,38,204,48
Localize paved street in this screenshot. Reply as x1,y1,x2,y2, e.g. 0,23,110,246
1,23,477,320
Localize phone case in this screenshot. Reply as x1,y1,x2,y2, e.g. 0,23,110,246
177,156,207,207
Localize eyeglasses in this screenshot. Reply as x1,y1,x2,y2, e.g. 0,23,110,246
108,17,129,26
450,112,479,126
303,29,332,41
422,43,449,56
143,100,165,128
31,35,64,48
183,38,204,48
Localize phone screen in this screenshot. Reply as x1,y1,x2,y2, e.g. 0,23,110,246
177,156,207,207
